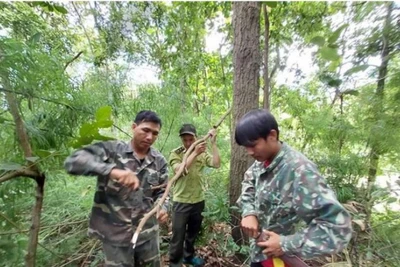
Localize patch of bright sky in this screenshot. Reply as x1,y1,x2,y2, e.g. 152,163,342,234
63,1,396,92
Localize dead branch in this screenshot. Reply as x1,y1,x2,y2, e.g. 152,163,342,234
64,51,83,71
0,168,40,184
80,240,100,267
150,184,167,190
131,107,232,248
0,87,74,109
160,117,175,153
112,124,132,138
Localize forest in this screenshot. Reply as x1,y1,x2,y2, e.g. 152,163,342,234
0,1,399,267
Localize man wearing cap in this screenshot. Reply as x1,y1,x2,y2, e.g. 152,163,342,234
168,124,221,267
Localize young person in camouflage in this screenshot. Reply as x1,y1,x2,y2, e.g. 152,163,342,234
64,110,169,267
168,124,220,267
235,109,352,267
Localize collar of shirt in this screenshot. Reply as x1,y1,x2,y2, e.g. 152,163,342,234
257,142,287,174
125,140,157,164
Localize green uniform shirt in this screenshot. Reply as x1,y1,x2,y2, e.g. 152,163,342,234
169,146,216,203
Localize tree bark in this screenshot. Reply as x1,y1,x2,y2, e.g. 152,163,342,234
1,74,45,267
366,2,394,219
229,1,261,247
262,3,270,110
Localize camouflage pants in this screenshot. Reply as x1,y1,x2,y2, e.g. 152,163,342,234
102,237,161,267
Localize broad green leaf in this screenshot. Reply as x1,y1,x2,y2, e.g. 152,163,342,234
327,79,342,88
46,5,54,12
72,135,94,148
344,65,369,76
328,61,340,72
310,36,325,47
93,133,116,141
319,47,340,61
342,90,359,96
328,24,349,44
387,197,398,204
95,119,113,128
0,162,23,171
265,2,278,8
53,5,68,14
95,106,112,122
79,122,95,137
29,32,41,46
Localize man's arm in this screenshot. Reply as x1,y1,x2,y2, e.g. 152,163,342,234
205,142,220,168
238,166,257,217
64,142,116,177
238,165,259,238
280,167,352,258
154,157,169,212
206,129,220,168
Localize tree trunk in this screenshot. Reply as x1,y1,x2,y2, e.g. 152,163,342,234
366,2,394,219
1,74,45,267
262,3,270,110
229,1,261,247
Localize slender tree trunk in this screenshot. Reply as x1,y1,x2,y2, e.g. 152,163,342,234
1,74,45,267
229,1,261,247
366,2,393,219
262,3,270,110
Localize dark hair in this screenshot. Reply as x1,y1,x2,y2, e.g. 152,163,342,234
134,110,162,127
235,109,279,146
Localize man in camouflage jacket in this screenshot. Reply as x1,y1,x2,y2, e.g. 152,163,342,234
234,109,352,267
64,110,168,267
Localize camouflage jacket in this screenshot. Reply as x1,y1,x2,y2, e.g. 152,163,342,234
238,142,352,262
64,140,169,247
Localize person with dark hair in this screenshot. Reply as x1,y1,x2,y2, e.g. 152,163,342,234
64,110,168,267
235,109,352,267
169,124,221,267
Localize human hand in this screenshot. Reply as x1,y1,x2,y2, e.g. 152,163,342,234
257,230,284,257
157,209,168,224
241,215,259,238
194,142,206,155
110,169,140,190
208,129,217,143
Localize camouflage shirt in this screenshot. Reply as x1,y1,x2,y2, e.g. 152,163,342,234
238,142,352,262
64,140,169,247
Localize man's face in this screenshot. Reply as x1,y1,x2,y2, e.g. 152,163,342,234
244,131,278,162
132,121,160,150
180,134,196,150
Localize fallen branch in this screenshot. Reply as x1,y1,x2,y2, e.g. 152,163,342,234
131,107,232,248
64,51,83,71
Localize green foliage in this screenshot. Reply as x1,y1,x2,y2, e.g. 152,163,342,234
0,1,400,266
71,106,115,148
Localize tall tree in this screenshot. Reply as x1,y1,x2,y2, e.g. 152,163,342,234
262,3,270,110
366,2,395,218
229,1,261,246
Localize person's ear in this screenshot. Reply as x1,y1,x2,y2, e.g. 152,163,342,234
268,130,278,141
